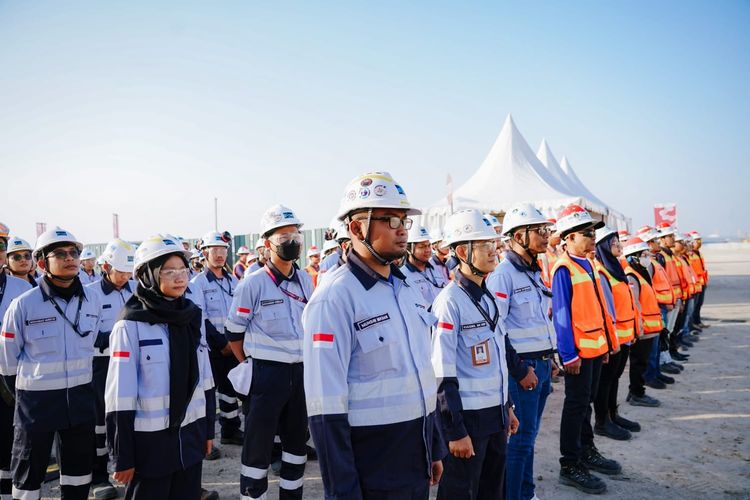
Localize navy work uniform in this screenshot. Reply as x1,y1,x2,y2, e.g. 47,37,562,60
431,271,512,500
85,277,135,483
225,262,313,500
105,317,215,499
0,274,33,498
190,270,242,440
400,260,445,305
302,250,446,499
0,277,102,500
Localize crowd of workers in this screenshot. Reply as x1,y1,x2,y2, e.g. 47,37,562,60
0,170,709,500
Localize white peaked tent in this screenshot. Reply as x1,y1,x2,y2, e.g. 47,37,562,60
536,139,583,201
558,156,629,229
422,115,628,231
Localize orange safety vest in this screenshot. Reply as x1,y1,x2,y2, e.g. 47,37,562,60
650,259,675,305
595,261,636,344
659,250,683,301
305,265,319,288
688,253,706,287
622,261,663,339
680,255,701,295
673,256,693,299
553,254,619,358
538,249,557,289
696,250,709,286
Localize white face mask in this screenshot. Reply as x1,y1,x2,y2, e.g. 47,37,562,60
639,255,651,268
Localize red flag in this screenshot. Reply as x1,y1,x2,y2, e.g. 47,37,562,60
654,203,677,226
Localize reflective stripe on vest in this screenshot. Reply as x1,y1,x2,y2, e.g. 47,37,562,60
552,255,616,359
624,265,664,338
660,251,683,299
595,261,636,344
650,260,675,305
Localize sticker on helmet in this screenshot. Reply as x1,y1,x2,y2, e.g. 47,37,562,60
283,211,295,219
359,187,371,198
373,185,386,196
360,178,373,187
395,185,405,195
463,224,474,233
346,190,356,201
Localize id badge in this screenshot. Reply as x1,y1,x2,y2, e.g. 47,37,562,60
472,340,491,366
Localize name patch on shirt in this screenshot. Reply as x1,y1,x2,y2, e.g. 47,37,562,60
26,317,57,326
461,321,488,331
139,339,163,347
513,286,532,294
103,304,112,309
354,313,390,331
261,299,284,306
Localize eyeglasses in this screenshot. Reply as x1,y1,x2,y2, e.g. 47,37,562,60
159,268,190,280
207,246,228,254
579,229,596,238
0,241,6,251
529,226,552,237
268,233,303,245
47,249,81,260
471,241,498,252
369,216,413,230
10,252,32,262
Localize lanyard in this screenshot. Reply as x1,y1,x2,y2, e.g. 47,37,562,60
265,267,308,305
48,295,90,338
456,283,499,332
0,275,6,307
214,275,234,298
422,267,446,289
523,270,553,298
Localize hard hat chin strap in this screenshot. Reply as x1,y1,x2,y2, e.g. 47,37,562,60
408,243,430,266
458,242,488,278
42,256,77,284
358,209,392,267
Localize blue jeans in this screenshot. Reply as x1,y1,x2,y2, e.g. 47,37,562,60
680,298,695,338
506,358,552,500
645,307,668,382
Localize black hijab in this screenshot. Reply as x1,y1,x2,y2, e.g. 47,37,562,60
120,255,201,432
595,233,628,283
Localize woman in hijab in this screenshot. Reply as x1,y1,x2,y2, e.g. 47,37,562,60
592,227,641,441
105,235,215,500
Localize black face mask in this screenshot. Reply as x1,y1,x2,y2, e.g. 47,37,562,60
275,241,301,262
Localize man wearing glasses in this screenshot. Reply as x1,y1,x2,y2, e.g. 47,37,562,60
0,227,102,500
302,172,446,499
225,205,313,500
191,231,243,452
0,227,34,499
486,202,557,500
551,205,621,494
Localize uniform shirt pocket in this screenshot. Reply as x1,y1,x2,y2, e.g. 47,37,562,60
355,327,398,375
511,293,534,317
258,306,290,335
25,325,59,356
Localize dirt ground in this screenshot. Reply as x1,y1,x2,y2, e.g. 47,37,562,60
42,243,750,499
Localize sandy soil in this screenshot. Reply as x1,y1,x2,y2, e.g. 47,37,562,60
42,243,750,499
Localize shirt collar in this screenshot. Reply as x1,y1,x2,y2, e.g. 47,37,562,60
100,276,132,295
455,269,486,302
346,250,407,291
39,276,85,302
265,260,298,287
205,268,231,283
506,249,540,273
404,259,433,273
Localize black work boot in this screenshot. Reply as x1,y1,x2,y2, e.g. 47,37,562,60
220,428,244,445
559,462,606,494
627,392,661,407
657,373,675,384
660,363,680,374
594,415,631,441
612,408,641,432
582,446,622,475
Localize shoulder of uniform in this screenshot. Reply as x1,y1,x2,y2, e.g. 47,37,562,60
6,274,32,292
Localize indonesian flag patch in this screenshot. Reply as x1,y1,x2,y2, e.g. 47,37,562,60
312,333,334,349
111,351,130,362
495,291,508,300
236,307,251,318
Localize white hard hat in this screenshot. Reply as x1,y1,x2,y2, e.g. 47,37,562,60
134,234,192,275
655,222,676,238
556,204,605,237
237,246,250,255
674,232,685,242
595,226,618,245
200,231,229,249
689,230,702,240
80,248,96,261
307,245,321,257
6,236,32,255
34,227,83,260
407,225,431,244
442,209,498,247
246,250,257,260
260,204,303,236
429,228,444,244
333,220,350,242
254,237,266,250
336,171,421,221
636,225,659,242
501,203,549,236
322,239,339,252
617,229,630,242
623,237,649,257
101,238,136,273
483,213,502,230
189,248,202,260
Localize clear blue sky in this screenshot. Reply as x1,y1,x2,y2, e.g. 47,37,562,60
1,1,748,244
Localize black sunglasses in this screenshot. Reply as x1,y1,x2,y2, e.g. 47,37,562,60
10,252,32,262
